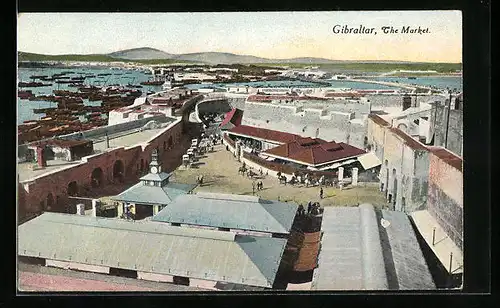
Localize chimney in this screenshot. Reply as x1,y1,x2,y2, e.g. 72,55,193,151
105,133,110,149
402,95,412,111
76,204,85,215
36,146,47,168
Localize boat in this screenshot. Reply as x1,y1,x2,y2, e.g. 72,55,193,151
18,81,52,87
30,75,48,79
18,90,34,99
97,73,112,76
140,80,164,85
408,77,417,80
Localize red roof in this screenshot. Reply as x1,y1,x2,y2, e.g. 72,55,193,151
220,108,243,128
247,95,327,101
228,125,302,144
428,146,462,172
264,138,366,166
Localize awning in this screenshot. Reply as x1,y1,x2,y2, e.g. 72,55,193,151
358,152,382,170
410,210,463,274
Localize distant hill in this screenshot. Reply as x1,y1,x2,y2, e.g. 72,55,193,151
108,47,174,60
17,49,462,73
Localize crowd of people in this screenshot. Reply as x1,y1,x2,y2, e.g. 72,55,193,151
297,201,321,216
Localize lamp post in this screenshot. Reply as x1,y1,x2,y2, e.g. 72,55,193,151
444,90,452,148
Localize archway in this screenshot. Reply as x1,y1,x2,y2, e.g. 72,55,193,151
397,123,408,132
67,181,78,196
46,193,54,210
167,136,173,149
113,160,124,182
91,167,104,188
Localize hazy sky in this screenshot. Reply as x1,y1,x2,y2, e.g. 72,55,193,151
17,11,462,62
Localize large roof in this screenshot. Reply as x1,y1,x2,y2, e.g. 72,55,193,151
264,138,366,167
228,125,302,144
312,204,435,290
112,181,196,205
152,193,298,234
18,213,287,288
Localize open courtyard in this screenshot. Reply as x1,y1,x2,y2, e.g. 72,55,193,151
170,143,388,208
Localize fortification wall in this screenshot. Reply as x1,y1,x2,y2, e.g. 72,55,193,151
18,120,186,219
241,101,366,147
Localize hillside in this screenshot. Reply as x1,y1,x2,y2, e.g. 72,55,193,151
108,47,173,60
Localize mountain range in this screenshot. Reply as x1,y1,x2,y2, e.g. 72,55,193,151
103,47,415,64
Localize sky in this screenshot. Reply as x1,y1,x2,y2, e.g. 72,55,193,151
17,11,462,63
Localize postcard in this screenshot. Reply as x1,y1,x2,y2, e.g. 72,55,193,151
17,11,463,292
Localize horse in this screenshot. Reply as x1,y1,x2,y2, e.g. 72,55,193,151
238,166,247,175
247,170,256,179
289,176,299,185
279,175,287,185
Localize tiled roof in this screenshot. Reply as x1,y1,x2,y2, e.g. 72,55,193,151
264,139,366,166
228,125,302,144
220,108,243,129
428,146,463,172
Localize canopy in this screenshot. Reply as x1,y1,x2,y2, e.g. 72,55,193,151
357,152,382,170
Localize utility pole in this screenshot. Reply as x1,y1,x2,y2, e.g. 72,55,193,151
444,90,452,149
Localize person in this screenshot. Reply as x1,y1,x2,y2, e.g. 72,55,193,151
298,204,304,216
307,201,312,214
320,187,324,199
252,181,256,195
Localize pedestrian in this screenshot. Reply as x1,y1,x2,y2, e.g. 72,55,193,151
252,181,256,195
298,204,304,216
307,201,312,214
320,187,324,199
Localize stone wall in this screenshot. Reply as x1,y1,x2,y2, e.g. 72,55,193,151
430,101,463,157
241,101,366,148
18,120,185,219
377,126,429,213
427,151,463,249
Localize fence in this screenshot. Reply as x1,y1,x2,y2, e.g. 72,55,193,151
223,134,235,147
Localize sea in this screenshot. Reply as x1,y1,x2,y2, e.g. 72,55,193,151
17,67,463,125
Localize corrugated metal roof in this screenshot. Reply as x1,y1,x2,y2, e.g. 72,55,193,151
18,213,287,288
139,172,172,182
312,205,435,290
152,193,298,234
381,210,436,289
112,182,196,205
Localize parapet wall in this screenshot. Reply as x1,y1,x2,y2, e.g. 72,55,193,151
241,101,366,148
